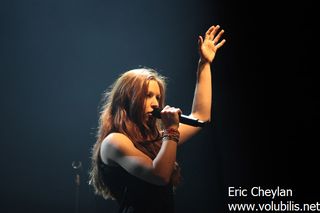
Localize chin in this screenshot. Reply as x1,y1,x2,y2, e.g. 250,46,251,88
146,116,156,127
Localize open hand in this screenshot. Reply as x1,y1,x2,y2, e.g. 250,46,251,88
198,25,226,63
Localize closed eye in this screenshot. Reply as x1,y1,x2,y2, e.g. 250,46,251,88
146,92,161,101
147,92,153,98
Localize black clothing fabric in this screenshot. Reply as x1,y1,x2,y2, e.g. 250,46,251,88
100,139,175,213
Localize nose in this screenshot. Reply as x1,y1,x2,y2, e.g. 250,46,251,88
151,97,159,109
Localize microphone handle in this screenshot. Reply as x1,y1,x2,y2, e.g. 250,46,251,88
180,115,206,127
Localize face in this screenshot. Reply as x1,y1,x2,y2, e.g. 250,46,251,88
144,80,161,117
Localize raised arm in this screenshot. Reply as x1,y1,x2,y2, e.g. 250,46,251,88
179,25,226,144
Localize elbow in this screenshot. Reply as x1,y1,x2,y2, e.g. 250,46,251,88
154,176,171,186
204,112,211,122
159,175,171,186
151,172,171,186
138,165,172,186
192,112,211,123
205,115,211,122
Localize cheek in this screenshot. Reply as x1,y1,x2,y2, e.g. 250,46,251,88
143,99,149,110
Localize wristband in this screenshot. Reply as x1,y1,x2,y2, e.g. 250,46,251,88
162,128,180,143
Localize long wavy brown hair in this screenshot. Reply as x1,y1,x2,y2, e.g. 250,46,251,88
89,68,181,199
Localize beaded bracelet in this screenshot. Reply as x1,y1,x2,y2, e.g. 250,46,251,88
162,128,180,143
163,136,179,143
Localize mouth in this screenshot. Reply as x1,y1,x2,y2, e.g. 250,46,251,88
147,111,157,120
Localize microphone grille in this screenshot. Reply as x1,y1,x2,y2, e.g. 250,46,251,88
151,108,162,119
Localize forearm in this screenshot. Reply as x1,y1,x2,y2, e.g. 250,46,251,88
152,139,177,184
191,59,212,121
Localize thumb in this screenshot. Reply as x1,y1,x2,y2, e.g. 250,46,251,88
198,36,203,52
198,36,203,46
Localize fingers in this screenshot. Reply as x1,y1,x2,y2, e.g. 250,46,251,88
205,25,216,40
210,25,221,40
162,105,182,115
205,25,226,46
213,28,224,45
161,105,182,129
216,38,226,49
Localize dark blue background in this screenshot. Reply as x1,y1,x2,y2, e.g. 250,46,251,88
0,1,317,212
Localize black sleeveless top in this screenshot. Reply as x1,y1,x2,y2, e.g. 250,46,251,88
99,138,175,213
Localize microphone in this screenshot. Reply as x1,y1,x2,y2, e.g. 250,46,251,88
151,108,209,127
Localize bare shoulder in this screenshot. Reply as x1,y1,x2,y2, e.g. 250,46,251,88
100,133,134,163
101,133,135,153
103,133,133,148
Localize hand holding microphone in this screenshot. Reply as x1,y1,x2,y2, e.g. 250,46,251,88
153,106,181,130
152,107,209,128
